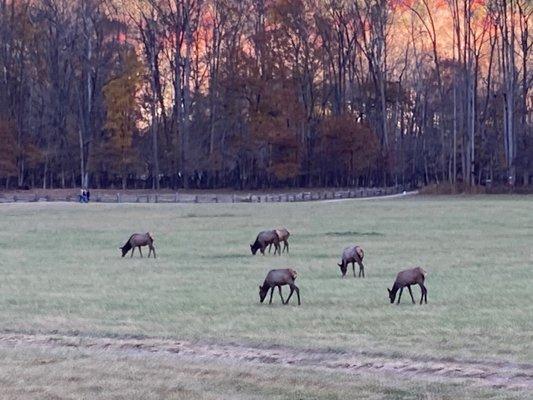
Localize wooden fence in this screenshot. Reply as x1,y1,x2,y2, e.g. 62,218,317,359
0,186,408,204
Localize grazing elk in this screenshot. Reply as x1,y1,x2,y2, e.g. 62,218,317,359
259,268,300,305
388,267,428,305
268,228,290,254
250,230,280,255
120,232,156,258
337,245,365,278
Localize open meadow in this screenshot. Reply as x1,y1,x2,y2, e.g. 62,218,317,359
0,195,532,399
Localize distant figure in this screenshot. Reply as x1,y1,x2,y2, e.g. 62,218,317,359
79,189,87,203
337,245,365,278
268,228,290,254
387,267,428,305
86,189,91,202
259,268,300,305
250,230,280,255
120,232,156,258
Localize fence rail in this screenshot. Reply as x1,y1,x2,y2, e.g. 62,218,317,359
0,186,408,204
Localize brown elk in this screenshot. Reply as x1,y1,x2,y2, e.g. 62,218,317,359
337,246,365,278
259,268,300,305
268,228,290,254
120,232,156,258
388,267,428,305
250,230,280,255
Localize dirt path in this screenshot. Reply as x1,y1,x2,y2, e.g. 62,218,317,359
0,332,531,391
320,190,418,203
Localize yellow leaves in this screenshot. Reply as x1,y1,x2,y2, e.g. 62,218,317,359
102,49,142,171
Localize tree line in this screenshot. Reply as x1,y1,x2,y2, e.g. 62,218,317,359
0,0,531,190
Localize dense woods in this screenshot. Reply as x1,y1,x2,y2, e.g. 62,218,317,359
0,0,531,190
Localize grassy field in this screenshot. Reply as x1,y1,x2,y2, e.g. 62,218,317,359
0,196,531,399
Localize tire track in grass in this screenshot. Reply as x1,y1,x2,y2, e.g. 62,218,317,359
0,332,531,391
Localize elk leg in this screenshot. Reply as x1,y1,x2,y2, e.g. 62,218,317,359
152,246,156,259
294,285,301,305
286,284,300,305
148,247,152,258
277,286,285,304
407,285,415,304
286,241,289,254
397,287,403,305
420,284,427,304
358,261,365,278
269,286,275,304
352,262,356,277
130,246,135,258
138,247,143,258
268,243,272,253
285,286,294,304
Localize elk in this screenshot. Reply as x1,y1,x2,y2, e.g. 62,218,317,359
120,232,156,258
388,267,428,305
259,268,300,305
337,246,365,278
268,228,290,254
250,230,280,255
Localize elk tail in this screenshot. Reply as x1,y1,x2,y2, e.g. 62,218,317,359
421,268,428,277
357,247,364,260
289,269,298,280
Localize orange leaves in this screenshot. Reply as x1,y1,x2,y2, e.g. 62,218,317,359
269,161,300,180
0,119,18,177
318,115,380,173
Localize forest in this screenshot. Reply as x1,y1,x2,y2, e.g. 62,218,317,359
0,0,531,190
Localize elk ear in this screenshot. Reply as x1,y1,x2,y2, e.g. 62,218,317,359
387,288,391,294
337,263,342,267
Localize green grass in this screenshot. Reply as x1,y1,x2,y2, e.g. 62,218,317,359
0,196,531,398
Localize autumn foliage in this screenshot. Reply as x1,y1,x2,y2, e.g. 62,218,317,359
101,49,143,189
0,0,531,190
